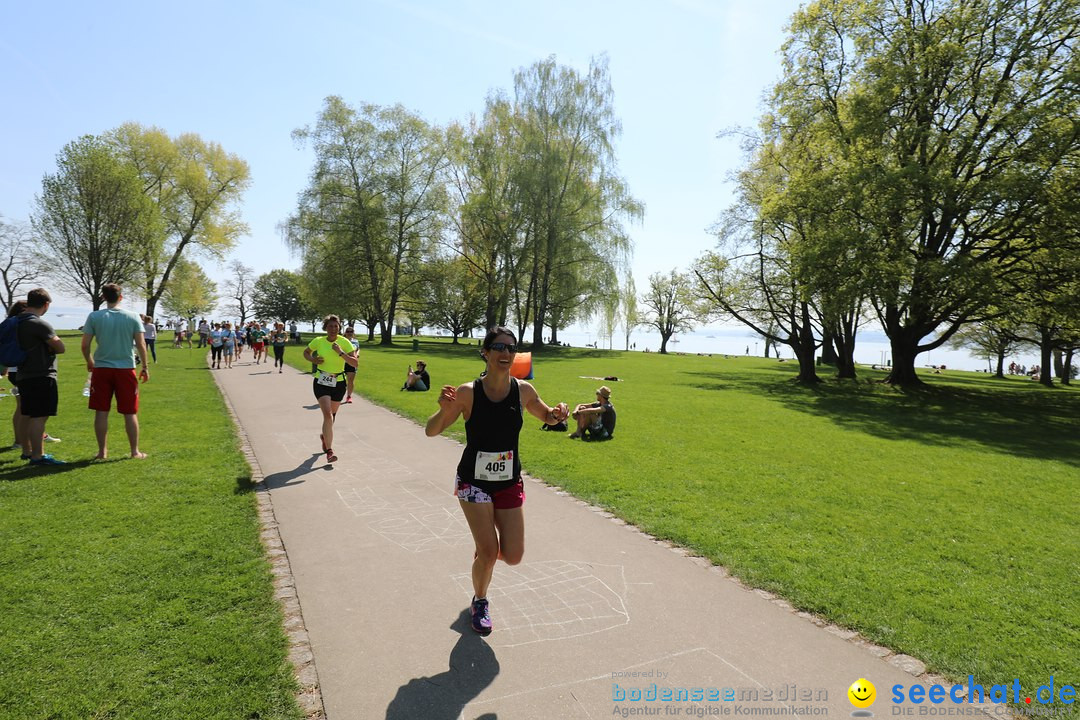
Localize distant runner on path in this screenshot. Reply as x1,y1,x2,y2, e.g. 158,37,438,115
424,326,569,636
303,315,357,464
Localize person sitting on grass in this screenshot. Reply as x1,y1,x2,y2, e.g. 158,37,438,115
402,360,430,391
569,386,616,440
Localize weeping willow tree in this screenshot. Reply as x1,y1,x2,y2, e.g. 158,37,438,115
286,97,447,345
510,56,642,350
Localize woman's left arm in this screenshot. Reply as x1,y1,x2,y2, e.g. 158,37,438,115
520,381,569,425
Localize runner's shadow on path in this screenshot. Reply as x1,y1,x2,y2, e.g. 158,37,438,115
261,453,332,489
385,609,499,720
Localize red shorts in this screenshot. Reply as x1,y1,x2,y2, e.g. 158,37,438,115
89,367,139,414
455,477,525,509
252,342,265,351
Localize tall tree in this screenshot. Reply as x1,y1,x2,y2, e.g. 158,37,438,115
252,269,306,324
775,0,1080,385
620,274,639,351
110,123,250,318
641,270,697,355
32,135,161,310
221,260,255,325
379,104,450,345
512,56,641,350
160,257,217,321
446,100,528,331
417,255,486,343
288,97,446,346
0,216,43,312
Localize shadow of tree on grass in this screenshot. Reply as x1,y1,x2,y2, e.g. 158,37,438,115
683,367,1080,467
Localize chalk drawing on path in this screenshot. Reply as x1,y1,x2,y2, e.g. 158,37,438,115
453,560,630,647
368,507,474,553
337,481,435,518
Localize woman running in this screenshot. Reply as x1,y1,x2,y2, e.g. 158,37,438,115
271,322,287,373
302,315,357,464
425,327,568,636
342,326,360,403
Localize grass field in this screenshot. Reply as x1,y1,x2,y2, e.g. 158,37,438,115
296,334,1078,700
1,329,1075,716
0,332,301,720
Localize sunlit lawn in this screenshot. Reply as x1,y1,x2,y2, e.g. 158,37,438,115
0,332,301,720
315,333,1079,700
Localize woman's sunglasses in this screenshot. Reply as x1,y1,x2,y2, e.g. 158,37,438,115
489,342,517,353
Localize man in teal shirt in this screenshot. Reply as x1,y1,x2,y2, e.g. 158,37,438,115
81,283,149,459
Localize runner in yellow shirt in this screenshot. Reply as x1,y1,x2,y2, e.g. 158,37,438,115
302,315,357,463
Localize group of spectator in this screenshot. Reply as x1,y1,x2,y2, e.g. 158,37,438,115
1007,362,1042,379
169,318,303,352
3,284,148,466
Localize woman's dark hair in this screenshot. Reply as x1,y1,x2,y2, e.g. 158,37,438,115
482,326,517,350
322,314,341,330
7,300,27,318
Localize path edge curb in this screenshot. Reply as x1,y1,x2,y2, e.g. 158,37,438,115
213,367,328,720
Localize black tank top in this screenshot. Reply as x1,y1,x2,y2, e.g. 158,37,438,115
456,377,523,492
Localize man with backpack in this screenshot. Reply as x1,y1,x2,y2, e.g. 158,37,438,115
6,288,66,465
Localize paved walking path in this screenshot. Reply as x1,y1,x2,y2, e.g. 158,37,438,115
213,356,964,720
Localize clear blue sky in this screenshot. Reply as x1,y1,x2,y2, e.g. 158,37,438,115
2,0,796,298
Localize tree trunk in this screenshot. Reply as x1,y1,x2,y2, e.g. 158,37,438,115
994,350,1005,379
834,339,857,380
659,331,672,354
1062,349,1074,386
1039,335,1053,388
792,334,821,383
820,329,838,365
1052,349,1064,381
885,338,923,386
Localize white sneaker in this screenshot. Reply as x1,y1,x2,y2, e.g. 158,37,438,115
43,434,61,443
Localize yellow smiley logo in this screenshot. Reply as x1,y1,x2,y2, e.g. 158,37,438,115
848,678,876,708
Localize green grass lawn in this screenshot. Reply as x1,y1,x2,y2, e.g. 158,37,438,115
305,334,1079,700
0,332,301,720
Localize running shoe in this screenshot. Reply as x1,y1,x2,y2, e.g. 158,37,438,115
325,448,337,463
29,455,66,466
470,597,492,636
345,397,353,404
43,434,61,443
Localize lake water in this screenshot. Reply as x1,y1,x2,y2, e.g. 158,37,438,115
548,325,1039,374
48,304,1038,373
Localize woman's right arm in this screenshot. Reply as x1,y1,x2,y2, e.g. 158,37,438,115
425,383,470,436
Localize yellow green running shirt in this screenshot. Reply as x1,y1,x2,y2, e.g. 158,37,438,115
306,336,354,376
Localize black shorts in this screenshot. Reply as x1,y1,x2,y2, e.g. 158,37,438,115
343,364,356,374
312,378,347,402
15,376,59,418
